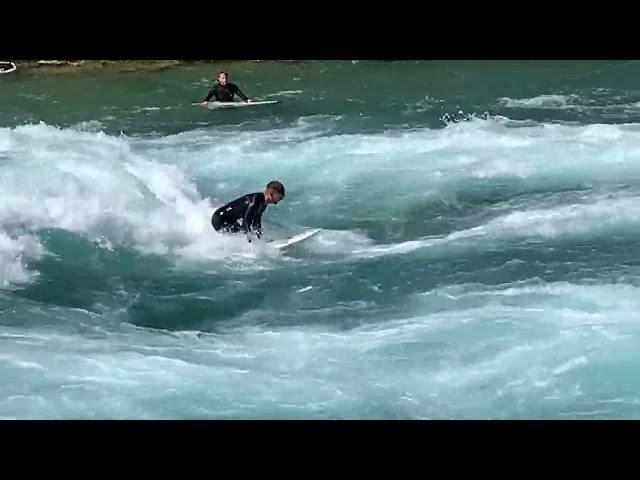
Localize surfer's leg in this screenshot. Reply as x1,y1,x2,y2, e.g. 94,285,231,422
211,212,224,231
212,212,238,233
211,212,244,237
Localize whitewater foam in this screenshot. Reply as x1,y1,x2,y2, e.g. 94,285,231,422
0,232,45,288
6,118,640,285
0,123,287,287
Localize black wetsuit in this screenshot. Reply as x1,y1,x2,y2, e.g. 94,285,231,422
211,192,267,238
203,82,249,103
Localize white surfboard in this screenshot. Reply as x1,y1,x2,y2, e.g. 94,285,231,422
198,100,280,109
270,228,322,250
0,62,16,74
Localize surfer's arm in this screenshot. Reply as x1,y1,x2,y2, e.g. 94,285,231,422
250,219,262,239
241,196,259,235
253,210,264,239
202,85,217,102
232,84,250,103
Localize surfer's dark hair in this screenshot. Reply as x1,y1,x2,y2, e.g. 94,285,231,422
219,71,228,77
266,180,285,197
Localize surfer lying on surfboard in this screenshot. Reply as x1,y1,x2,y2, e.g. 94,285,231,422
200,71,254,106
211,180,285,242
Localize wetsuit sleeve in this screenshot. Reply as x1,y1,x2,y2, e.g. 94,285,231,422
253,207,265,238
231,83,249,102
241,195,260,234
203,84,217,102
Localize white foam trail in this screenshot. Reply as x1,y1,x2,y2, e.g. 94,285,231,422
553,356,588,375
354,193,640,258
498,95,580,109
298,230,374,255
70,120,107,132
498,94,640,117
131,107,161,114
417,280,640,316
265,90,303,98
447,193,640,241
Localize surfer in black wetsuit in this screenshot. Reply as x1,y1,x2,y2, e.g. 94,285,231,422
211,181,285,241
200,71,254,105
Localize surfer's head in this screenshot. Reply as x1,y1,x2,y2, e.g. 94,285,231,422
218,71,228,85
265,181,285,205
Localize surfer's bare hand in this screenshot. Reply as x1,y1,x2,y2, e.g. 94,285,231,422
200,101,208,107
247,98,255,103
